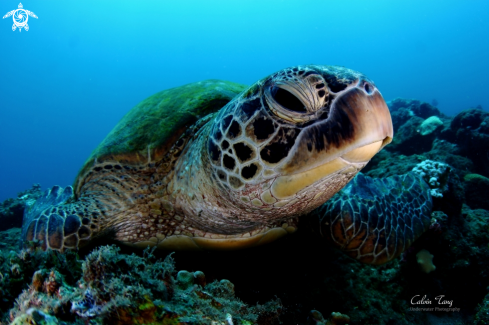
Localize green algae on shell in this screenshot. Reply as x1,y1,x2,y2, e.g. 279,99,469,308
75,80,246,189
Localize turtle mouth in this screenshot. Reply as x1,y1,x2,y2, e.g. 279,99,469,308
269,82,394,200
276,80,394,172
270,139,390,199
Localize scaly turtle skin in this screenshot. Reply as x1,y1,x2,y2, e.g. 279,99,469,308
21,65,432,265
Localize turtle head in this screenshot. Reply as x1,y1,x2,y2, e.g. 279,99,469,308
207,65,393,214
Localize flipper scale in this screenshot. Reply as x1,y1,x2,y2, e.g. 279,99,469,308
314,172,432,265
21,186,82,251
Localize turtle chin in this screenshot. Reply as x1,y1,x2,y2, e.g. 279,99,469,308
270,82,393,200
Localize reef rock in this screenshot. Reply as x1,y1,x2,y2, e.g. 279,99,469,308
388,98,443,133
475,292,489,325
416,249,436,274
2,97,489,325
464,173,489,210
411,160,450,198
388,116,429,155
0,184,42,231
444,108,489,177
419,116,443,136
5,245,281,324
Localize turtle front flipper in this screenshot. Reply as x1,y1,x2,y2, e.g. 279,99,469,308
313,172,432,265
21,186,87,251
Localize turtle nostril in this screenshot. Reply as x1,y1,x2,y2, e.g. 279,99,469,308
364,82,373,95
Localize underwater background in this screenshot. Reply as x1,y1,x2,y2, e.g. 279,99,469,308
1,1,489,325
1,0,489,201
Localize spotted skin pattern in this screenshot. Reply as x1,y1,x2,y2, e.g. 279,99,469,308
207,65,356,187
19,65,431,265
314,172,433,265
169,65,388,239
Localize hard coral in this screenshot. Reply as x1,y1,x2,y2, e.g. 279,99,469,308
0,230,82,322
8,245,282,325
326,312,350,325
388,98,443,119
0,184,42,231
307,310,350,325
9,267,76,322
416,249,436,274
464,173,489,210
412,160,451,197
419,116,443,136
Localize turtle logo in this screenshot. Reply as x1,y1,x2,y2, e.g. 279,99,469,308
3,3,37,32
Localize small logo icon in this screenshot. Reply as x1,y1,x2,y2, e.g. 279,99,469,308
3,3,37,32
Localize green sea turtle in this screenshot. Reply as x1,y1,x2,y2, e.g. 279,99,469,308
21,65,432,265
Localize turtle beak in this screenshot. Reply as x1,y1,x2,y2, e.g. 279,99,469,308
270,82,393,199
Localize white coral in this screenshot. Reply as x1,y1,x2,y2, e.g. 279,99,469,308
419,116,443,136
412,160,450,198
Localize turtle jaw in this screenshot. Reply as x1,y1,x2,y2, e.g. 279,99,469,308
270,83,393,200
270,141,385,199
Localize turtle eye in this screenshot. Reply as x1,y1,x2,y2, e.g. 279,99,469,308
270,86,307,113
264,69,328,123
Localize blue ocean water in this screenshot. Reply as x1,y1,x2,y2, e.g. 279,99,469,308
0,0,488,201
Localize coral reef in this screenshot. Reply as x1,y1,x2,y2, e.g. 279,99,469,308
386,98,450,156
416,249,436,274
389,116,429,155
441,108,489,177
0,184,42,231
411,159,451,198
307,310,350,325
388,98,443,119
1,97,489,325
475,293,489,325
3,244,281,324
419,116,443,136
312,98,489,324
464,173,489,210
